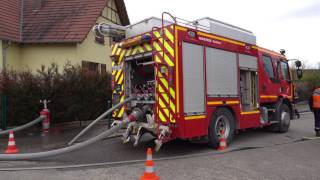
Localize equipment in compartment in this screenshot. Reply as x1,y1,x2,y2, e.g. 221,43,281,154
125,57,156,107
239,54,259,112
240,70,258,111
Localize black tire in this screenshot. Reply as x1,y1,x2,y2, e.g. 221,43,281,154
208,108,235,148
268,102,291,133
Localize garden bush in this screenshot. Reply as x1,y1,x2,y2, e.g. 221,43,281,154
0,63,111,126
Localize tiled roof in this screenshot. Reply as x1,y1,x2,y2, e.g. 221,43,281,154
0,0,130,43
0,0,21,42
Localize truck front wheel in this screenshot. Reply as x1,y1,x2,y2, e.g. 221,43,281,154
268,103,291,133
276,103,291,133
208,108,235,148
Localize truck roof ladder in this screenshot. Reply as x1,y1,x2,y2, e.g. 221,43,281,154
151,12,177,139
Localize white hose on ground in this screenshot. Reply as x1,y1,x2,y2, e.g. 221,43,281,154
0,116,45,136
0,119,129,161
68,96,136,146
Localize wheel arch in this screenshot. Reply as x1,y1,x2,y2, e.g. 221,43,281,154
278,97,293,119
211,106,238,128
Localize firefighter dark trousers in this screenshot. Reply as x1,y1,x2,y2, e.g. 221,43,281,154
314,109,320,132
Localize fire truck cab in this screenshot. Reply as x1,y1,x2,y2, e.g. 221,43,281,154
102,14,301,150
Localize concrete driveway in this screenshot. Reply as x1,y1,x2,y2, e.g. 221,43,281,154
0,112,319,180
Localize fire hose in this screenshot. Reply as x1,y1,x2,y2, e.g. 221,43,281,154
0,116,45,136
0,97,140,161
68,96,137,145
0,119,129,161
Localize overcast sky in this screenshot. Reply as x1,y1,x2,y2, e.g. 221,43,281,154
124,0,320,68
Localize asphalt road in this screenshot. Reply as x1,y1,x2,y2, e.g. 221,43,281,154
0,112,319,180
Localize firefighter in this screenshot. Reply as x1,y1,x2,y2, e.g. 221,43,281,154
309,86,320,137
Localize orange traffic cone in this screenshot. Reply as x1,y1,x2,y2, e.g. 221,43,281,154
217,129,227,151
5,130,19,154
140,148,159,180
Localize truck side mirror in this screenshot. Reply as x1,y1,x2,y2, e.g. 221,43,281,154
296,68,303,79
295,60,302,68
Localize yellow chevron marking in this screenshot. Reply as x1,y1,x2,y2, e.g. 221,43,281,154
164,53,174,67
111,44,118,55
198,31,245,46
170,101,176,113
158,84,169,103
155,55,161,63
159,98,169,117
115,69,122,83
118,73,124,85
126,48,132,56
117,107,124,118
153,42,162,52
119,50,125,64
144,44,152,51
185,115,206,120
158,110,167,122
164,40,174,57
153,31,174,64
116,48,121,56
131,47,138,56
160,77,169,90
153,31,161,38
170,88,175,99
241,111,260,115
164,28,174,43
112,62,116,76
159,97,166,108
137,46,144,53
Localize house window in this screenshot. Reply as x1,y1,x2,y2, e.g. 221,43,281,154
82,61,107,74
82,61,99,72
101,64,106,73
105,0,121,25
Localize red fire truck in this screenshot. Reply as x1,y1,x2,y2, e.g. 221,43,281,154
100,13,302,150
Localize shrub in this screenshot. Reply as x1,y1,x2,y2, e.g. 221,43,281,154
0,63,111,126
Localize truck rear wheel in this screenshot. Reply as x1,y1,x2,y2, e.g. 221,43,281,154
208,108,235,148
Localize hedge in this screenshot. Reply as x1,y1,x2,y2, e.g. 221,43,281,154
0,63,111,126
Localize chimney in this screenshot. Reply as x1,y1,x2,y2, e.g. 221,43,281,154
33,0,45,11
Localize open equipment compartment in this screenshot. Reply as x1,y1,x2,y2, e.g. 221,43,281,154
125,56,156,106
